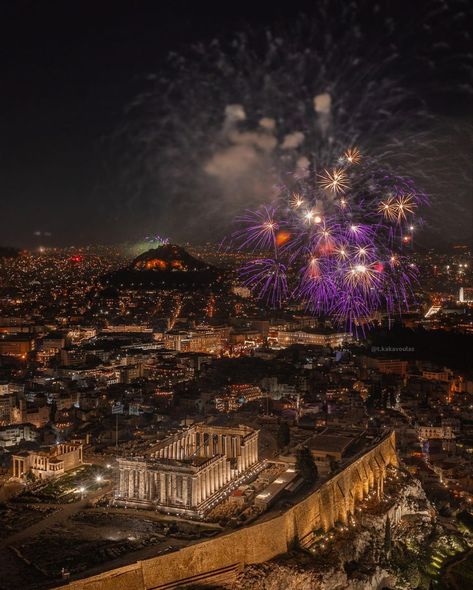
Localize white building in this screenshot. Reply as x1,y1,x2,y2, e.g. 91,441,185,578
116,423,259,516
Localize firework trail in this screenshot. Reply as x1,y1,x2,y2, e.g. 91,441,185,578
233,147,426,333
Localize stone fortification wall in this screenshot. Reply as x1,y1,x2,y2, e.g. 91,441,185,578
59,432,397,590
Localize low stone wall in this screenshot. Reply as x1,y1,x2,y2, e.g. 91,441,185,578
59,432,397,590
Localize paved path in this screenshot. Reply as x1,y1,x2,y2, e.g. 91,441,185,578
0,484,112,549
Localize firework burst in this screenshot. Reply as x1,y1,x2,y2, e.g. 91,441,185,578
120,2,471,241
233,147,428,333
319,168,350,194
344,147,361,165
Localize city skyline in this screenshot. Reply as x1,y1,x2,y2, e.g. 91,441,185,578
0,2,472,590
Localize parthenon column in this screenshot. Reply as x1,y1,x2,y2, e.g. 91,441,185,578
216,461,221,488
212,465,217,493
207,469,212,497
248,440,254,465
220,460,225,486
210,466,215,494
202,473,206,502
201,471,206,500
215,462,221,490
192,476,197,505
159,474,166,503
128,470,134,497
120,469,127,494
182,476,188,505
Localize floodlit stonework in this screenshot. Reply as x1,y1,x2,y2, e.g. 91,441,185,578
116,423,259,516
12,441,83,480
59,432,398,590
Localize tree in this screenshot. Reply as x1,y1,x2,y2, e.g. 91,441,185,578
296,447,318,483
384,515,392,558
277,422,290,450
404,562,420,588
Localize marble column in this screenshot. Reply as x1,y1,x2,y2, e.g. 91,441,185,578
120,469,128,494
160,473,166,503
204,470,210,499
224,460,229,484
216,463,220,490
214,463,219,490
209,466,215,495
147,472,153,499
208,468,213,496
196,473,202,504
182,476,188,505
200,472,206,501
220,459,225,487
191,476,196,506
137,470,143,499
167,473,172,502
128,470,134,497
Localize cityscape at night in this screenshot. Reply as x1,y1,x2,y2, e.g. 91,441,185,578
0,2,472,589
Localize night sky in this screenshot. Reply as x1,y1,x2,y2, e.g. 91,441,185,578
1,0,471,249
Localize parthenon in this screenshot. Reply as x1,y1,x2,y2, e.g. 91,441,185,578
116,423,259,516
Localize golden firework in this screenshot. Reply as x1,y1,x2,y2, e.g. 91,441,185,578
377,196,397,222
319,168,350,194
290,193,304,209
344,147,361,164
394,194,416,222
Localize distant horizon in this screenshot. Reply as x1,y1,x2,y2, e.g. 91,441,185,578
1,239,472,255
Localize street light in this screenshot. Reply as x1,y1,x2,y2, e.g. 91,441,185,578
96,475,103,483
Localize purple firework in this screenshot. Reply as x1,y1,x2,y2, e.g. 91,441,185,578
232,149,427,332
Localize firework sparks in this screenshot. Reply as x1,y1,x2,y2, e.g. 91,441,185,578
291,193,304,208
344,147,361,164
124,4,470,241
234,206,279,251
319,168,350,194
233,147,427,332
378,196,397,222
394,194,416,222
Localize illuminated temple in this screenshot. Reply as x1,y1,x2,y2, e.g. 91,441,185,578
116,424,259,516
